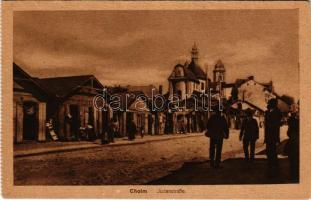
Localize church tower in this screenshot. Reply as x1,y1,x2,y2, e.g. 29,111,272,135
213,59,225,83
191,42,199,64
213,60,226,97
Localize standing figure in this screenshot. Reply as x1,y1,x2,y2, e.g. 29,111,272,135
140,126,145,138
264,98,282,176
177,116,185,134
65,113,73,141
112,117,120,138
101,125,108,144
107,118,115,143
86,124,95,141
239,108,259,162
46,118,58,141
127,117,136,141
108,118,118,143
287,108,299,181
206,110,229,169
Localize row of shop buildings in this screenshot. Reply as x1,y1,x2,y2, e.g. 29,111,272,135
13,61,204,143
14,63,107,143
14,43,293,143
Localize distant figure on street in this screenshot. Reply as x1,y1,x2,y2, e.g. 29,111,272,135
112,117,119,137
101,120,109,144
140,126,145,138
206,110,229,169
287,106,299,181
239,108,259,162
108,118,118,143
264,98,282,177
87,124,95,141
64,113,73,141
198,117,205,132
45,118,58,141
177,117,185,134
127,117,136,141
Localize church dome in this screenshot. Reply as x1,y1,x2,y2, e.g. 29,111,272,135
187,60,206,80
214,59,225,72
168,63,198,82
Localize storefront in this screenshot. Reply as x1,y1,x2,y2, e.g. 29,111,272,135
13,63,49,143
37,75,110,141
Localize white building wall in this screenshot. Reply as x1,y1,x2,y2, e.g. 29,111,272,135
238,80,269,111
224,87,232,98
187,81,195,96
175,81,186,100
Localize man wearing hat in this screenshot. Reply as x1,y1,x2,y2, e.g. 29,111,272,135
206,110,229,169
239,108,259,162
264,98,282,176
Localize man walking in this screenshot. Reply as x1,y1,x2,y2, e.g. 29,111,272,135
264,98,282,176
239,108,259,162
206,110,229,169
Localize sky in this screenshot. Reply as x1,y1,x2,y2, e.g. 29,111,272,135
13,10,299,99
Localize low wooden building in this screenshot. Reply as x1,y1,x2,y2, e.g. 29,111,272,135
36,75,110,141
111,92,150,137
170,96,206,134
127,95,150,136
13,63,50,143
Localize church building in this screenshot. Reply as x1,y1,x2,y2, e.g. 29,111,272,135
168,43,207,100
167,43,211,134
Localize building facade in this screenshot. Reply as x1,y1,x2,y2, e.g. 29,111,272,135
13,63,49,143
37,75,109,141
167,43,209,133
168,43,207,99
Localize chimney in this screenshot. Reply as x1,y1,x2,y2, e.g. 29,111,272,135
159,85,163,95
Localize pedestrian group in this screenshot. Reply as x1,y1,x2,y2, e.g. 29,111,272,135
206,98,299,180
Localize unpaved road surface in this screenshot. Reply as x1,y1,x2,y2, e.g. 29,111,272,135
14,128,287,185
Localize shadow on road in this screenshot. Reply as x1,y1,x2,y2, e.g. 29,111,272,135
256,139,288,155
148,157,298,185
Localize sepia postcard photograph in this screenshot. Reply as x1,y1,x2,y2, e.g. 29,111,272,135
1,1,311,199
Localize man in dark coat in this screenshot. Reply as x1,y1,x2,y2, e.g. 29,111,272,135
127,117,137,141
239,108,259,162
287,109,299,181
264,98,282,176
206,110,229,168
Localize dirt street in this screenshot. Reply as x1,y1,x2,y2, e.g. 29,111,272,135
14,127,287,185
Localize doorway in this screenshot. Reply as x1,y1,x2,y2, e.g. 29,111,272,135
23,101,38,140
69,105,80,137
126,112,134,136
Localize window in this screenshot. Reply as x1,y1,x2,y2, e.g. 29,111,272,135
201,82,204,90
